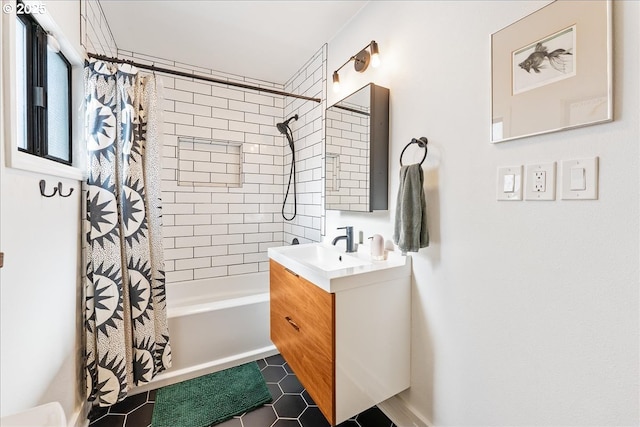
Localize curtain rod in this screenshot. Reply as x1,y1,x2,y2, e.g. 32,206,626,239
86,53,322,104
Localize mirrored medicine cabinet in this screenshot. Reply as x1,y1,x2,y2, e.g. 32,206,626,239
325,83,389,212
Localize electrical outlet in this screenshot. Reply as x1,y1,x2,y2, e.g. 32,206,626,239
533,171,546,192
525,163,556,201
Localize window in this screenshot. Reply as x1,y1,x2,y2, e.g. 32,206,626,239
16,6,72,165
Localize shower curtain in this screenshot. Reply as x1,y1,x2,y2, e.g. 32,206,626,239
84,60,171,406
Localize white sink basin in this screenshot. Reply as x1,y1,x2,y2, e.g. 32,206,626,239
268,243,411,293
288,244,370,271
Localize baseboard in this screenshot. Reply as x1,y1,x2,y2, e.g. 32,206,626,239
377,394,431,427
129,345,279,395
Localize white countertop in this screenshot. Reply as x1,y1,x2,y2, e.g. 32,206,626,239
268,243,411,293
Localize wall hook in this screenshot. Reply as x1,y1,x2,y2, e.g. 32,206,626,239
39,180,73,197
39,180,58,197
57,182,74,197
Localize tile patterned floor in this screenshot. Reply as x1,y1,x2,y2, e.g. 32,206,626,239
88,354,396,427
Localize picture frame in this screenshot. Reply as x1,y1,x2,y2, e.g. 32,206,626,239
491,0,612,143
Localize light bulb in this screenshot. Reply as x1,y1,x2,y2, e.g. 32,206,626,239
371,53,380,68
370,41,380,68
332,71,340,92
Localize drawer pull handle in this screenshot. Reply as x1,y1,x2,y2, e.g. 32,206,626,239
284,268,299,277
285,316,300,331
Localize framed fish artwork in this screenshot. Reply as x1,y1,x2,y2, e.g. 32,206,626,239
490,0,612,143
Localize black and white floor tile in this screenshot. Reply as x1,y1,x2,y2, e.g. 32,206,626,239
88,354,396,427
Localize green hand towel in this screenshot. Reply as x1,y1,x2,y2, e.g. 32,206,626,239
393,164,428,252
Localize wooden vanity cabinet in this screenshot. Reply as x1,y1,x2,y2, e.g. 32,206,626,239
269,259,336,422
269,259,410,426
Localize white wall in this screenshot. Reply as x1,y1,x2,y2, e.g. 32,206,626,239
326,1,639,425
0,1,85,425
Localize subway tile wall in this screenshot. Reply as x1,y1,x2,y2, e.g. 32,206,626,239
282,46,327,244
82,0,326,284
120,53,288,283
80,0,117,57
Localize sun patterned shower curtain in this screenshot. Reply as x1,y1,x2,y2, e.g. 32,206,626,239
84,60,171,406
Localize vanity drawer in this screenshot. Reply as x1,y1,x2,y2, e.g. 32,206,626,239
269,260,336,424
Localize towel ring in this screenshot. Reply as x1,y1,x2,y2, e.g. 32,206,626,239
400,137,428,166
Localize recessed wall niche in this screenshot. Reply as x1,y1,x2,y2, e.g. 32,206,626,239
177,137,243,187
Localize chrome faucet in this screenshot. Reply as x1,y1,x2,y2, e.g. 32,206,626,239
331,226,356,253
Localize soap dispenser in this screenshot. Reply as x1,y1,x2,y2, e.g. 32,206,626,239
370,234,385,260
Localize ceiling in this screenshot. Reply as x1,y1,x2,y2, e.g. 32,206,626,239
99,1,368,84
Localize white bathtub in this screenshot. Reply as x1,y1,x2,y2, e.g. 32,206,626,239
132,271,277,394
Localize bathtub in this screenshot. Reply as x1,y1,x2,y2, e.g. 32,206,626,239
132,271,277,394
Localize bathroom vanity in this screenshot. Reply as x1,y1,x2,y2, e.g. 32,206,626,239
268,243,410,425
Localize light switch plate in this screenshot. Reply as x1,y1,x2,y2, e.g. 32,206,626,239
561,157,598,200
497,166,522,201
525,162,556,201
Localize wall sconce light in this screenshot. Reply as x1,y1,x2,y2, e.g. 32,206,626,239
332,40,380,92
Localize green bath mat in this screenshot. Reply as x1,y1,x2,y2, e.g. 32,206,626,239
151,362,272,427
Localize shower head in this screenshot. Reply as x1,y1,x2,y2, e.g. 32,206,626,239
276,114,299,135
276,122,288,135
